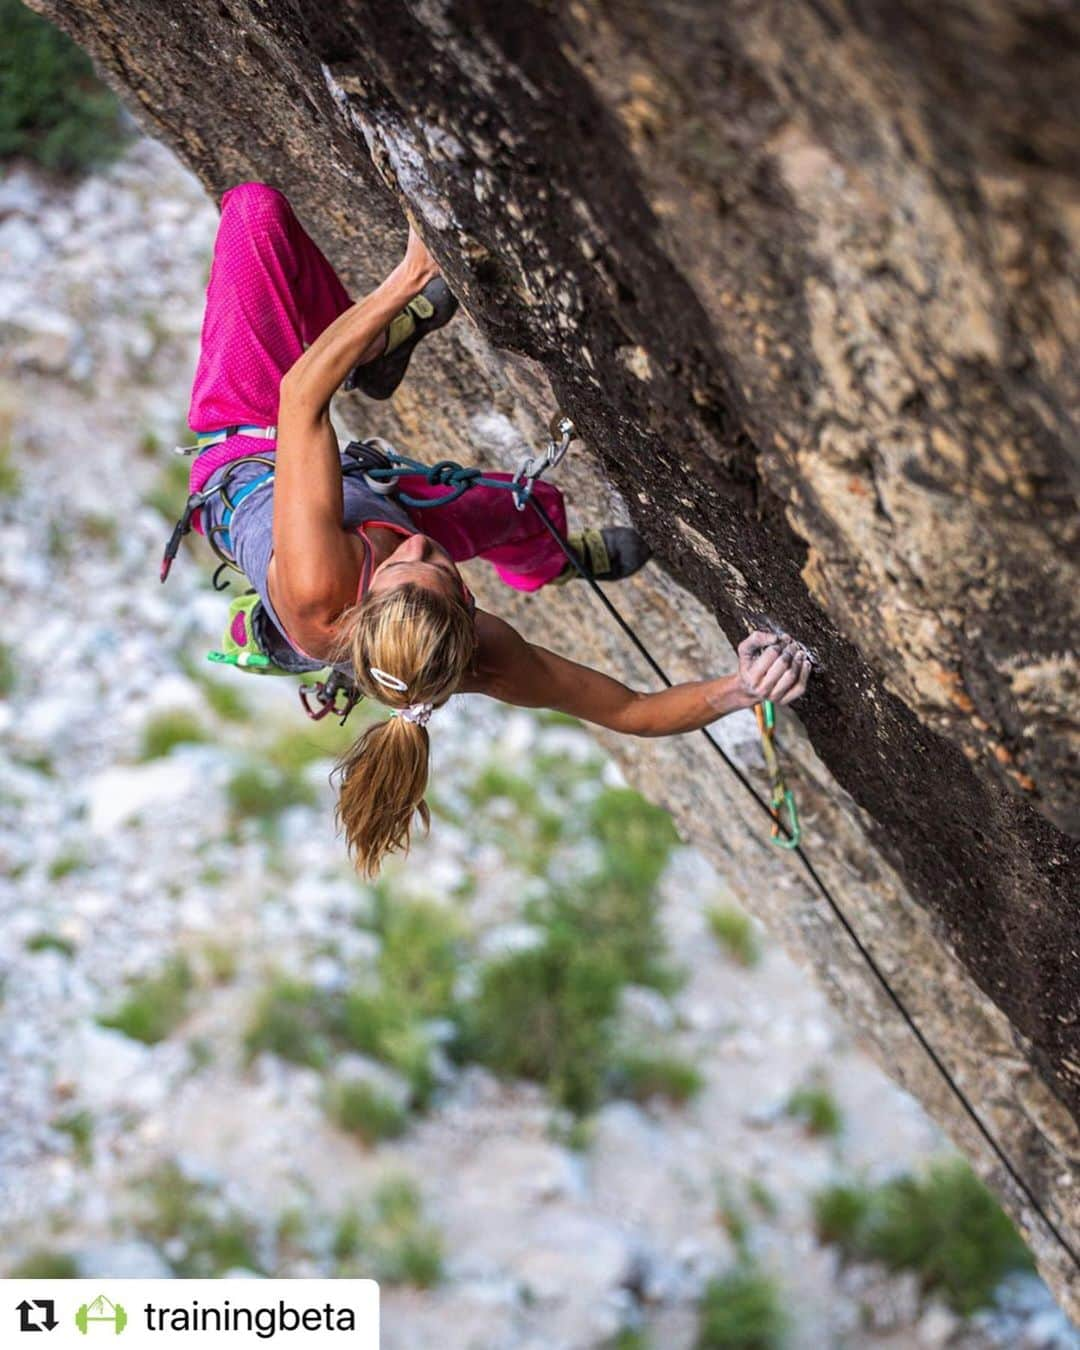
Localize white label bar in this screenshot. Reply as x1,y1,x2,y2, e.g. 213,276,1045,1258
4,1279,379,1348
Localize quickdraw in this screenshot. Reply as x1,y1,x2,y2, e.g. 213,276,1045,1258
754,698,800,849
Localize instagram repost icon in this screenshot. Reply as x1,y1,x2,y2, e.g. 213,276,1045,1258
75,1294,127,1335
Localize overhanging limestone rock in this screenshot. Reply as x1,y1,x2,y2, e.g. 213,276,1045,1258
31,0,1079,1312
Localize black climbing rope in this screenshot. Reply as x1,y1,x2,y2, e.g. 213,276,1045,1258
524,491,1080,1278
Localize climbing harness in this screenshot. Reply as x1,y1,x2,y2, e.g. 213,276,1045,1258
157,411,1080,1271
160,447,394,725
754,698,800,849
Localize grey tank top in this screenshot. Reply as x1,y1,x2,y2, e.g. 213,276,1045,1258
201,454,416,675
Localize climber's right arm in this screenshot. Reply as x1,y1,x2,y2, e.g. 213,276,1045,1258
461,614,811,735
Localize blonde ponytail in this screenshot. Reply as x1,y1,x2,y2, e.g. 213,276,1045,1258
328,582,476,876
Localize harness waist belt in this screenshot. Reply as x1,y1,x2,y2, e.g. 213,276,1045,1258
195,424,277,448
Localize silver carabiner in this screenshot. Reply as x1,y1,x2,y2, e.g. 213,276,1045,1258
544,413,575,472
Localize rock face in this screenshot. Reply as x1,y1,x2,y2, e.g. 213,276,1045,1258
31,0,1079,1309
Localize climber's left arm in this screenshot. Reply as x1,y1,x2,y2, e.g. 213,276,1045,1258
462,614,810,735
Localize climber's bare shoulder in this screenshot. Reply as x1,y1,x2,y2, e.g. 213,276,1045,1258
456,608,638,728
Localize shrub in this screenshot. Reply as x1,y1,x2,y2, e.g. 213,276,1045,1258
135,1162,261,1277
707,904,762,967
97,955,193,1044
610,1048,703,1105
334,897,465,1108
244,979,332,1069
812,1181,868,1246
25,931,76,957
604,1332,650,1350
199,677,251,723
377,897,463,1021
0,443,19,497
325,1079,408,1145
0,0,130,174
226,762,317,823
7,1250,78,1278
143,456,193,522
139,710,207,760
47,847,87,880
455,927,622,1115
746,1179,778,1219
53,1108,93,1166
333,1175,443,1287
337,989,436,1108
812,1160,1034,1315
530,787,683,995
0,640,15,697
784,1081,842,1138
696,1264,787,1349
714,1181,750,1259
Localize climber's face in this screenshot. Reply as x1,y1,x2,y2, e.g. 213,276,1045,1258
367,532,473,610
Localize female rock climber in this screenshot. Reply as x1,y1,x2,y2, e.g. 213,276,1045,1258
185,183,811,875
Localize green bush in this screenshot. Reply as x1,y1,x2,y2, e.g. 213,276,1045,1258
707,904,762,968
696,1264,787,1349
610,1048,703,1105
139,709,208,760
143,456,193,522
53,1108,93,1165
714,1175,750,1259
529,787,682,995
812,1181,868,1246
244,979,333,1070
0,0,130,174
97,955,193,1044
0,640,16,697
812,1160,1034,1315
325,1079,408,1145
334,896,465,1107
337,988,437,1108
456,927,623,1115
25,931,76,957
7,1250,78,1278
377,896,463,1019
136,1162,261,1277
47,847,87,880
604,1332,650,1350
333,1175,443,1287
0,443,19,498
198,677,251,724
784,1081,842,1138
226,762,317,823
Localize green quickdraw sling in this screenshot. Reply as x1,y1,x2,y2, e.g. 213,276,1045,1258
754,697,800,849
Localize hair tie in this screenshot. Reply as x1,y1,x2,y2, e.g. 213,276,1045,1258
369,666,408,692
392,702,434,728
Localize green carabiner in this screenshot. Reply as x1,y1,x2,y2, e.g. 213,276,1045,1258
771,785,801,849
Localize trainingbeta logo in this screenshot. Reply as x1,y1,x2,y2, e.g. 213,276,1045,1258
7,1280,379,1347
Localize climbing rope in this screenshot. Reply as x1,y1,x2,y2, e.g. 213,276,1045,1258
518,428,1079,1276
356,410,576,512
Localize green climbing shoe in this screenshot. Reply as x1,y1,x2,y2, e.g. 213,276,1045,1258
344,277,459,399
552,526,652,584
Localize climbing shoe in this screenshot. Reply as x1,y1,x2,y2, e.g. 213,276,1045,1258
344,276,459,399
552,526,652,584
